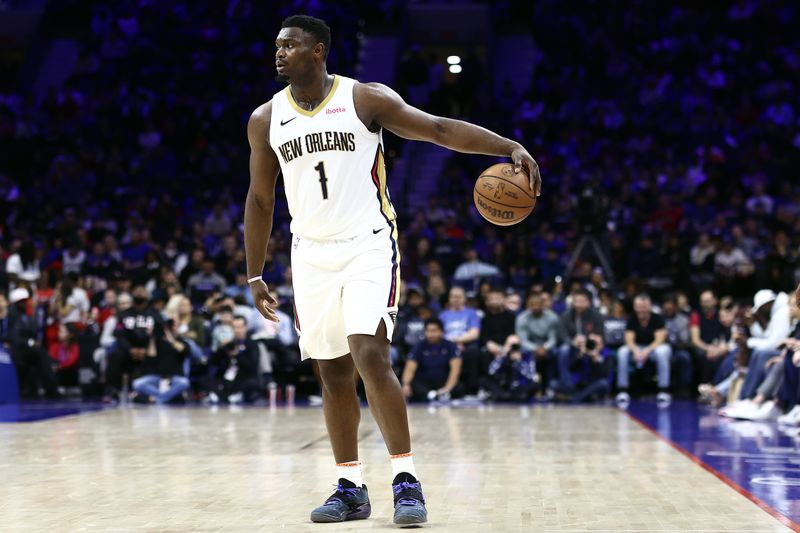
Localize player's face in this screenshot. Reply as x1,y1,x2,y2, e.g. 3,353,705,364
275,27,317,83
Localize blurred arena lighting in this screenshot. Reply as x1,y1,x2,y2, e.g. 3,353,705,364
446,55,461,65
449,64,462,74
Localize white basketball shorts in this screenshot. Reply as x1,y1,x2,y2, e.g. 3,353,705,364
290,223,400,360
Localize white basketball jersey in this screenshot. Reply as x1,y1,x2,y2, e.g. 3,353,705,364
269,75,396,240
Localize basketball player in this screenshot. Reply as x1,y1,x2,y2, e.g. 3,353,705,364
244,15,541,525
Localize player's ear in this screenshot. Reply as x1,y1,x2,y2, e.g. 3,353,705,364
314,43,325,60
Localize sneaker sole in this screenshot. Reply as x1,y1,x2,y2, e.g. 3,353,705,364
394,510,428,525
310,503,371,523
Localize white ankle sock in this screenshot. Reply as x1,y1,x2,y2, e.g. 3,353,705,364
336,461,363,486
390,452,417,478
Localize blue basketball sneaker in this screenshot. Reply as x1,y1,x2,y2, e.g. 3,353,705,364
310,478,371,523
392,473,427,525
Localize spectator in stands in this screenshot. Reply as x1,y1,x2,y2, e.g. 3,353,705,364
250,290,298,385
439,286,481,392
615,294,672,406
777,284,800,425
401,318,462,401
187,259,227,306
453,248,500,290
690,290,730,386
515,292,560,390
48,324,80,386
662,297,692,398
51,273,90,329
603,300,628,353
553,288,604,396
105,285,161,400
5,240,40,290
479,288,518,377
6,288,60,398
131,317,190,404
393,288,430,360
225,272,256,306
171,295,207,349
204,316,260,404
720,289,791,418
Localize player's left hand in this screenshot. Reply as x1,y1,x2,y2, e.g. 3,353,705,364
511,145,541,197
250,280,279,322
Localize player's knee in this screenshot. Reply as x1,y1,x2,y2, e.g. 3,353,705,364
352,345,391,378
318,359,355,389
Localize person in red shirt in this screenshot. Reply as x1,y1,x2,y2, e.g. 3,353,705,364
48,324,80,385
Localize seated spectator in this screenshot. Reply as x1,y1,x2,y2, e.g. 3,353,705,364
553,288,604,397
210,305,235,352
5,240,40,291
392,288,431,362
479,288,519,383
453,248,500,290
187,259,227,306
662,297,692,398
250,291,298,386
5,288,60,399
690,290,730,386
105,286,161,399
51,273,90,329
720,289,791,418
171,295,207,348
777,284,800,425
515,292,560,390
401,318,463,402
203,316,260,404
439,287,481,393
225,272,256,307
615,294,672,406
603,300,628,352
48,324,80,386
131,317,190,404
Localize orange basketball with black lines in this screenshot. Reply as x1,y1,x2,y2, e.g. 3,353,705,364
473,163,535,226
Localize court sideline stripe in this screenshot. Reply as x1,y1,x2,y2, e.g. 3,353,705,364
623,409,800,533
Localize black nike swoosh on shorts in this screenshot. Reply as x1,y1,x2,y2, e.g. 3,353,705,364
372,227,385,234
280,117,297,126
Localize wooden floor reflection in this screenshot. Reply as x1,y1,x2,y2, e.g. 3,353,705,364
0,403,791,532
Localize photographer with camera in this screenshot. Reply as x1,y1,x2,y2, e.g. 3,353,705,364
552,288,609,402
203,316,260,404
131,317,191,404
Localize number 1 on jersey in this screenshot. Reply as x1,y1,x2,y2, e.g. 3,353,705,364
314,161,328,200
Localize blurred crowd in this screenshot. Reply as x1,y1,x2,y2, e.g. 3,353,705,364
1,1,800,414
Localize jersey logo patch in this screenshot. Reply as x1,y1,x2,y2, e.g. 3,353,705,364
372,227,385,234
280,117,297,126
326,107,346,115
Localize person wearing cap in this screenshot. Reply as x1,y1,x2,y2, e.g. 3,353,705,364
6,287,60,399
719,288,792,420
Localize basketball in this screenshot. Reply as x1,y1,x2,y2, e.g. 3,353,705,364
473,163,536,226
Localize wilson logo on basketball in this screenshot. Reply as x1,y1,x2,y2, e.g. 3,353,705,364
475,196,514,220
326,107,346,114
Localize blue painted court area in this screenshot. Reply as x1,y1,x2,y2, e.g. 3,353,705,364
0,400,107,423
628,400,800,531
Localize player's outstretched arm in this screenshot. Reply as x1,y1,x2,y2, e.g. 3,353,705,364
355,82,541,196
244,102,280,322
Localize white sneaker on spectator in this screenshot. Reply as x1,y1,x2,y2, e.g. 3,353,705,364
721,400,758,419
205,392,220,405
426,390,438,402
615,392,630,408
778,406,800,426
745,400,781,422
656,392,672,407
719,399,751,418
228,392,244,404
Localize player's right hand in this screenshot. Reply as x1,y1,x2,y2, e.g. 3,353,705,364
250,280,279,322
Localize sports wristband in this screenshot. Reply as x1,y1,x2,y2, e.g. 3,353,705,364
247,275,263,284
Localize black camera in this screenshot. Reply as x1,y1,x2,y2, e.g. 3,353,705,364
585,338,597,351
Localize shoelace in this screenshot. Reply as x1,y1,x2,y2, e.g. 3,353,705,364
325,484,361,505
393,481,424,506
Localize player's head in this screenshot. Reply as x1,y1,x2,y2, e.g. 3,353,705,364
275,15,331,83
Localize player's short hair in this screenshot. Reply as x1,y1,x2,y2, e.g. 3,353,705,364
424,318,444,331
281,15,331,60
